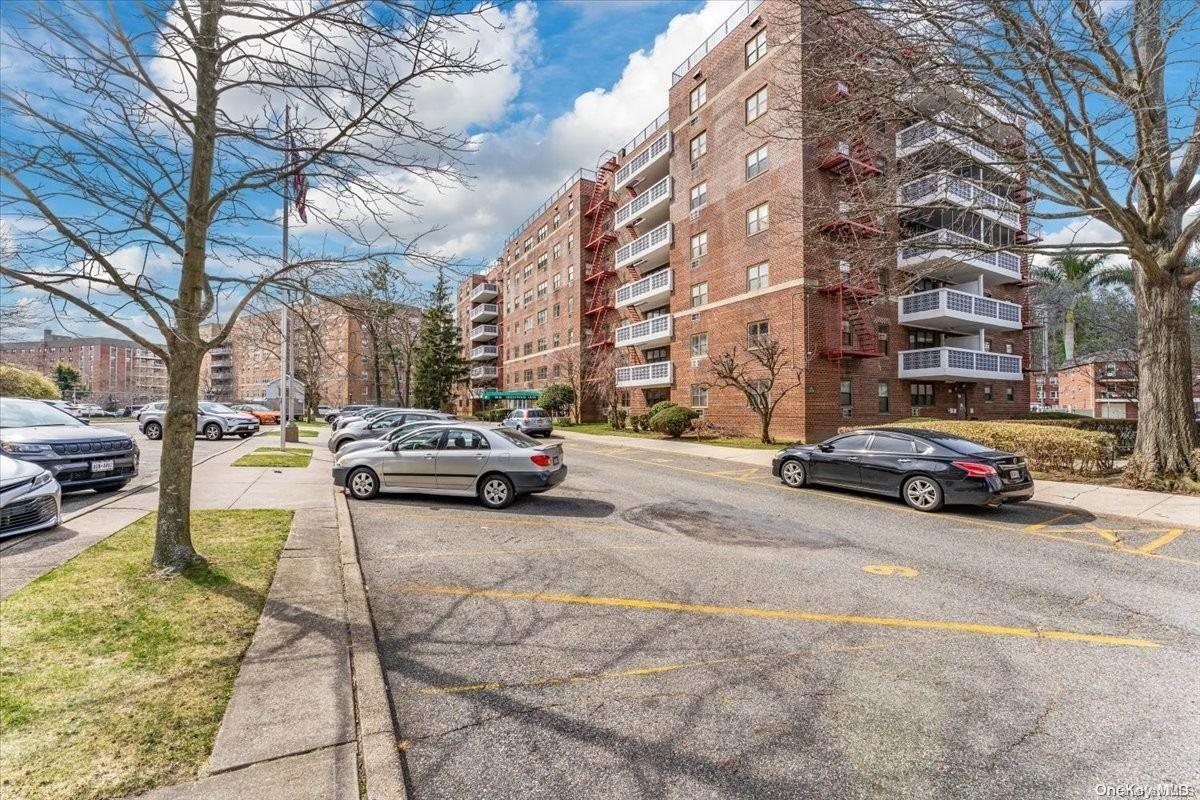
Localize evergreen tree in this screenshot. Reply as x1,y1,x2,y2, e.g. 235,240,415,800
52,362,84,396
411,269,468,411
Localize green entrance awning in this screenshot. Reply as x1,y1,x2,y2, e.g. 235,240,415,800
481,389,540,400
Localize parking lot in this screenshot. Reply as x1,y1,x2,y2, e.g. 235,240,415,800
351,437,1200,799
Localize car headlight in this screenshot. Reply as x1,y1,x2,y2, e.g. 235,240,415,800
33,470,54,487
1,442,54,455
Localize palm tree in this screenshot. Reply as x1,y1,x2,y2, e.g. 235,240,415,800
1034,251,1133,361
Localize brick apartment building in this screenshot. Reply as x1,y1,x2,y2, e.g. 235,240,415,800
455,0,1032,440
1,330,167,407
1037,351,1139,420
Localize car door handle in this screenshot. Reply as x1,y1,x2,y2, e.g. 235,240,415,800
424,454,434,460
897,458,912,463
847,456,859,461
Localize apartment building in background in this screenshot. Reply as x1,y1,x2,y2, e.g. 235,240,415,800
455,0,1032,439
1,329,167,407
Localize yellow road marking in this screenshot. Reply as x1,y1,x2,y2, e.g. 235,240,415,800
373,544,649,561
578,446,1200,568
1087,524,1121,545
862,564,919,577
401,586,1161,649
1137,528,1186,555
1025,513,1076,532
711,468,762,479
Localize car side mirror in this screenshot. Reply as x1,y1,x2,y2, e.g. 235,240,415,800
819,444,834,452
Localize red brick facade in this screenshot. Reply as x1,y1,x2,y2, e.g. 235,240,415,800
1,330,167,407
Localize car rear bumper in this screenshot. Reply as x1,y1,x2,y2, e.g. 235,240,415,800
944,477,1035,507
512,464,567,493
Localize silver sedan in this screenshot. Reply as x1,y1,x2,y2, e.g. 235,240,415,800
1,454,62,538
332,423,566,509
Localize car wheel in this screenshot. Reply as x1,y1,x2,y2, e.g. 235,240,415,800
203,422,223,440
93,480,129,493
779,459,807,488
144,421,163,440
902,476,944,512
346,467,380,500
478,473,515,509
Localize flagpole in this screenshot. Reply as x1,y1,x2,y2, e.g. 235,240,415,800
280,105,290,451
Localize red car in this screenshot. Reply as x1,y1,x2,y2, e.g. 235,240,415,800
233,404,280,425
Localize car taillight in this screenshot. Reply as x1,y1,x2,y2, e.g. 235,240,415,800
952,460,998,478
529,453,552,467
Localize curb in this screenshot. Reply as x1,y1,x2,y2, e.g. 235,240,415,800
334,489,407,800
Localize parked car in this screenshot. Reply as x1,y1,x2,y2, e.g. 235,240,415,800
503,408,553,437
772,427,1034,512
335,419,459,458
139,402,260,441
331,405,380,430
0,454,63,538
333,423,566,509
317,404,341,423
1,397,139,493
233,403,281,425
328,409,454,452
42,399,84,419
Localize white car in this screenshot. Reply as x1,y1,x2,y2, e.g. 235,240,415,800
0,454,62,538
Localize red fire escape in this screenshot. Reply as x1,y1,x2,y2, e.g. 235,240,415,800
582,155,619,351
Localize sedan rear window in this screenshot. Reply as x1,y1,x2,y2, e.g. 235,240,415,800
526,409,548,418
493,428,541,448
921,433,993,455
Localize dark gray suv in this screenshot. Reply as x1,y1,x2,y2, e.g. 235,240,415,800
0,397,139,492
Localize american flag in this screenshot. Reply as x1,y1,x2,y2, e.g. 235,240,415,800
288,131,308,223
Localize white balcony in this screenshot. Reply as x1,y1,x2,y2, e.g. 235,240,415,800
469,324,499,342
615,268,672,311
898,172,1021,229
614,176,671,228
616,361,673,389
469,303,498,323
470,282,498,303
614,314,672,349
898,289,1022,332
895,118,1017,177
469,345,499,361
899,347,1023,382
614,131,671,191
470,365,498,381
615,222,672,271
897,229,1022,286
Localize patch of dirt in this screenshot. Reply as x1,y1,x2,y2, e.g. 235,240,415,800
620,501,847,549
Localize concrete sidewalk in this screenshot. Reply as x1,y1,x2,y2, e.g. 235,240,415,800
555,429,1200,529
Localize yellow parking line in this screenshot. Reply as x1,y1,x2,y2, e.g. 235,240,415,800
373,544,649,561
1137,529,1185,555
1025,513,1076,532
400,586,1161,649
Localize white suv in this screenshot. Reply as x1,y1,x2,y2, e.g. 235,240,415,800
139,402,260,441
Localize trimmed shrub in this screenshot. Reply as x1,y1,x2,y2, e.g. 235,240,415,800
1013,411,1086,420
627,413,647,432
0,363,59,399
647,400,678,419
841,419,1117,475
537,383,575,417
649,405,699,438
1003,417,1137,455
475,407,510,422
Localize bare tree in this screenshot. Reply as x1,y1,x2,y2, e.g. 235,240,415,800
709,339,804,444
772,0,1200,485
340,259,423,406
0,1,498,571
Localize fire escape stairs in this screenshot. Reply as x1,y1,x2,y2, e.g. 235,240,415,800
582,155,619,350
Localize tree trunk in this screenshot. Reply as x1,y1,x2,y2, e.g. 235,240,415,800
1063,304,1077,361
152,343,204,571
760,411,773,444
1125,271,1199,486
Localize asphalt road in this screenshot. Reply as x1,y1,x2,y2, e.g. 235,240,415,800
350,437,1200,800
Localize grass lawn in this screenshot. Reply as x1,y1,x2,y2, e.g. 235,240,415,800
297,428,319,437
0,509,293,800
562,422,791,451
231,446,313,468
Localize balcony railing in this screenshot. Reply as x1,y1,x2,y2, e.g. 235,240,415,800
895,117,1016,176
614,314,672,349
899,347,1022,381
469,303,499,322
615,222,672,270
899,288,1022,331
897,229,1022,282
469,324,499,342
616,361,673,388
672,0,765,84
614,176,671,228
469,365,498,381
615,268,672,309
620,110,669,156
614,131,671,189
898,173,1021,228
469,282,498,303
503,167,597,249
469,345,499,361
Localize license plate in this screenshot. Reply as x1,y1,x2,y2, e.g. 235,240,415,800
1009,470,1020,480
92,459,114,472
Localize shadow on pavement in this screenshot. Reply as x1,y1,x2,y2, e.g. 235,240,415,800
366,493,616,519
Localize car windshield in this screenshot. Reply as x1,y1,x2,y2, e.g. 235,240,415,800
200,403,237,414
493,427,541,448
0,398,85,428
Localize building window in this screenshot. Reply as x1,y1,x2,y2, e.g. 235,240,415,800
523,342,533,355
553,273,562,290
524,317,533,332
537,366,548,380
746,85,768,123
524,369,533,382
537,254,548,271
908,330,937,349
537,309,547,325
745,29,767,67
745,145,768,180
537,224,548,242
690,231,708,259
691,282,708,307
644,347,668,363
568,329,575,343
747,262,769,291
523,290,533,304
876,323,889,355
568,298,574,316
691,384,708,408
839,379,852,407
553,332,560,347
568,200,574,216
911,383,935,407
690,80,707,112
553,243,562,260
748,319,769,348
746,202,769,236
878,381,889,413
567,264,575,282
1005,342,1014,354
1006,386,1014,401
537,339,547,352
690,182,708,211
537,281,547,298
567,234,575,252
523,265,533,280
553,211,561,228
552,303,560,318
690,131,707,161
691,333,708,358
523,237,532,253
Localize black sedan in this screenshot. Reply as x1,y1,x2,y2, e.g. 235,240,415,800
772,427,1033,512
0,397,139,493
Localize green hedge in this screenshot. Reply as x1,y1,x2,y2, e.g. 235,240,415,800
474,408,510,422
1003,418,1136,455
841,419,1117,475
